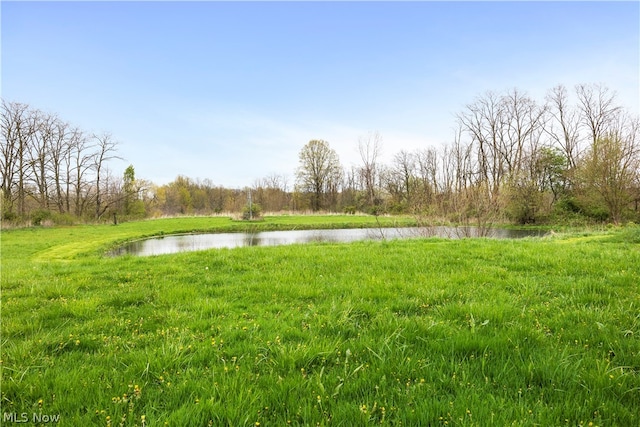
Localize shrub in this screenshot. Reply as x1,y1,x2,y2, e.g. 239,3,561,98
30,209,53,226
343,206,357,215
242,203,262,220
51,212,76,226
2,210,17,221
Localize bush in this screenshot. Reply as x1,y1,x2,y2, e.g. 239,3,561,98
343,206,357,215
555,197,582,214
51,212,76,226
2,210,17,222
242,203,262,220
387,202,407,215
584,205,610,222
29,210,78,226
367,204,386,216
30,209,53,226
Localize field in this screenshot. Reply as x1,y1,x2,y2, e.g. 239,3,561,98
1,216,639,426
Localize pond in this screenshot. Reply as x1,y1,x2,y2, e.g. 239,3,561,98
108,226,548,257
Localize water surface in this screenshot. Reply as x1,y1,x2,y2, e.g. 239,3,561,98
109,227,547,257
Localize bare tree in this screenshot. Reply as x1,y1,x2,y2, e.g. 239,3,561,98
545,85,582,170
456,91,505,197
358,130,383,210
92,132,121,219
296,139,342,211
0,101,37,217
47,119,71,213
258,173,290,212
25,112,70,212
501,88,547,176
341,165,359,211
398,150,416,200
576,83,621,146
438,143,456,216
415,147,440,210
26,109,51,209
1,101,26,216
66,128,94,217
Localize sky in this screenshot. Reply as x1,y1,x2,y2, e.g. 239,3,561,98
2,1,639,189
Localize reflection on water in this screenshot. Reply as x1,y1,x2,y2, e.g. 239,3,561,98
108,227,548,257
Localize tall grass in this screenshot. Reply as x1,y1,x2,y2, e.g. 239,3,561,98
1,217,638,425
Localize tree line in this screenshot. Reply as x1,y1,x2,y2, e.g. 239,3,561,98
294,84,640,225
1,100,128,224
2,83,639,226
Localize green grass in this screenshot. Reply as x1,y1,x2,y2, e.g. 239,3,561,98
1,216,639,426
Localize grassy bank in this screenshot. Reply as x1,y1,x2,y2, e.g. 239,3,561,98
1,217,639,425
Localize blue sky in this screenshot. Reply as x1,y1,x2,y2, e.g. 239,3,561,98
2,1,639,188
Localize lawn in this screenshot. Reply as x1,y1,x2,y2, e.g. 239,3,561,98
1,216,639,426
